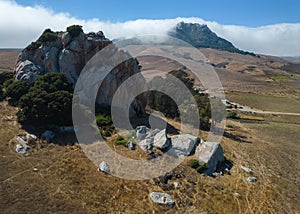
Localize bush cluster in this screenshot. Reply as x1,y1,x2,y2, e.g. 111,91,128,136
25,29,58,51
67,25,83,38
189,159,208,174
114,135,127,146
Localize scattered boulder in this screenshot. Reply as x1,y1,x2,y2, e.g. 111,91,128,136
154,129,170,150
15,136,29,154
136,126,148,140
234,192,242,198
127,141,135,150
196,141,225,174
33,168,39,172
26,133,37,143
247,177,257,183
241,165,252,173
138,138,153,151
98,161,110,173
41,130,55,140
168,134,199,157
174,182,180,189
150,192,175,205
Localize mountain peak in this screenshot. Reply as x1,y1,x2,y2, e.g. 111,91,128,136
169,22,255,56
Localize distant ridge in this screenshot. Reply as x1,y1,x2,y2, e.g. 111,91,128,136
169,22,256,56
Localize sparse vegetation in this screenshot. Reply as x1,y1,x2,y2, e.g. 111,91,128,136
227,111,239,119
196,162,208,173
25,29,58,51
114,135,128,146
189,159,200,169
147,69,218,130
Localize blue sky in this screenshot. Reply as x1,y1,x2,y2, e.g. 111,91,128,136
14,0,300,27
1,0,300,56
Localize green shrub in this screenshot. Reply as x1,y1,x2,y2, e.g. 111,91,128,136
226,124,234,129
96,114,112,127
189,159,200,169
196,162,208,173
227,111,239,119
67,25,83,37
25,41,42,51
114,135,127,146
14,73,73,126
0,72,13,86
3,79,14,88
6,81,30,103
38,29,58,43
25,29,58,51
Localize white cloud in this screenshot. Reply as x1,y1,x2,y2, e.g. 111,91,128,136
1,0,300,56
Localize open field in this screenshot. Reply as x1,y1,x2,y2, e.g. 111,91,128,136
226,92,300,113
1,99,300,213
0,49,20,71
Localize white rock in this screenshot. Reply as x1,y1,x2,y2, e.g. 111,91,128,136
241,165,252,173
150,192,175,205
26,133,37,143
138,138,153,151
168,134,199,157
174,182,180,189
153,129,170,150
196,141,225,174
98,161,110,173
247,177,257,183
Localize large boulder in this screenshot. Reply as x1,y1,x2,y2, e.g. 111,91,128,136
153,129,170,150
13,27,146,117
196,141,225,174
168,134,199,157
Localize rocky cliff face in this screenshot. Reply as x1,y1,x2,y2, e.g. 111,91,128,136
169,22,255,56
14,27,146,115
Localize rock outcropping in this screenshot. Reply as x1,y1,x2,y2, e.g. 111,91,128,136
196,141,225,174
14,27,146,115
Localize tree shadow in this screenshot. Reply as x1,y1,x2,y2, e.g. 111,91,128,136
223,131,252,143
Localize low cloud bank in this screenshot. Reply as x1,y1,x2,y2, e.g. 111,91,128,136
1,0,299,56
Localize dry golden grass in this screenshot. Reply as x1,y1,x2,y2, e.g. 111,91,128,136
0,49,20,71
0,49,299,213
1,100,299,213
